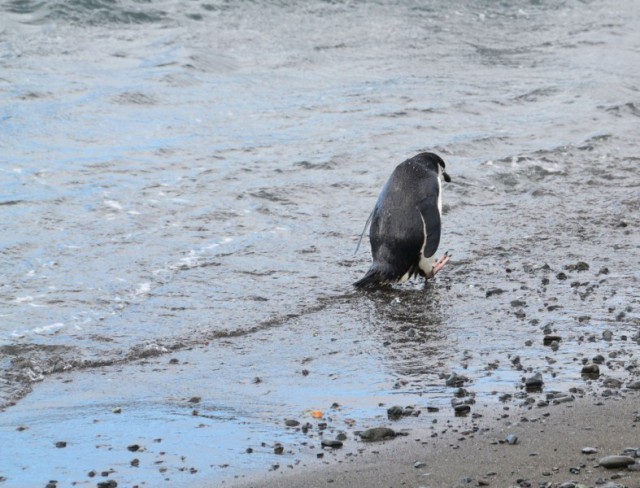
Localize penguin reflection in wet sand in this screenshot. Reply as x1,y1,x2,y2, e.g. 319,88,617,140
354,152,452,289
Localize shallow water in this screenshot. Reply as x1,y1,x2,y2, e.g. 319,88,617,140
1,0,639,485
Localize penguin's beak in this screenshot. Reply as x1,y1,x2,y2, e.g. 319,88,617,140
443,171,451,183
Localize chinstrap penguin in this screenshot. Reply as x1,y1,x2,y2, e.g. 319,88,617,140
354,152,451,289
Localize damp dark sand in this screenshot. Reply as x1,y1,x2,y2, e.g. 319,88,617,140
231,395,640,488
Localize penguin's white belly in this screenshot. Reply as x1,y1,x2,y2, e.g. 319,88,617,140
418,213,435,275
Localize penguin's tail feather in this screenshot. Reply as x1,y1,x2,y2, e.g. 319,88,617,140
353,264,395,290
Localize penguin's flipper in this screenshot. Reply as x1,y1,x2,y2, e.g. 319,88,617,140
417,194,441,259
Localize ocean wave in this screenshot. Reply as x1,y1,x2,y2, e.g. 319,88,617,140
2,0,168,26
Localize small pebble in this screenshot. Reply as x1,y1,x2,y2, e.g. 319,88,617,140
321,439,343,449
97,481,117,488
525,373,543,390
627,381,640,390
454,404,471,415
506,434,518,445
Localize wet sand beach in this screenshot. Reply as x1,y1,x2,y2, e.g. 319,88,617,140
1,1,639,487
231,394,640,488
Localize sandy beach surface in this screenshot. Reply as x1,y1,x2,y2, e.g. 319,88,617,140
230,394,640,488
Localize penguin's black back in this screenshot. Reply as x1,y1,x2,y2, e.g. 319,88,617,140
354,152,443,289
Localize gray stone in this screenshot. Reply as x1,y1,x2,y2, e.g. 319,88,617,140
598,455,635,469
506,434,518,445
553,395,574,405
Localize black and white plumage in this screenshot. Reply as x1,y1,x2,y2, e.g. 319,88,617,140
354,152,452,289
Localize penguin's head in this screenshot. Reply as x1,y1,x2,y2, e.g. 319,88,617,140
421,152,451,183
439,159,452,183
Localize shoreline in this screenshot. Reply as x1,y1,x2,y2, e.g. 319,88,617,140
227,393,640,488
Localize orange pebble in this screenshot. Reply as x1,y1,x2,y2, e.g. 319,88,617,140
311,410,323,419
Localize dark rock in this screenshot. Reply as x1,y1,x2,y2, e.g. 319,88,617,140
446,372,468,387
273,443,284,454
581,447,598,454
525,373,543,391
284,419,300,427
356,427,398,442
543,335,562,345
127,444,140,452
130,458,139,467
454,404,471,415
486,288,505,298
598,455,635,469
581,363,599,377
387,406,404,420
602,330,613,341
565,261,589,272
55,441,67,448
97,482,117,488
321,439,343,449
